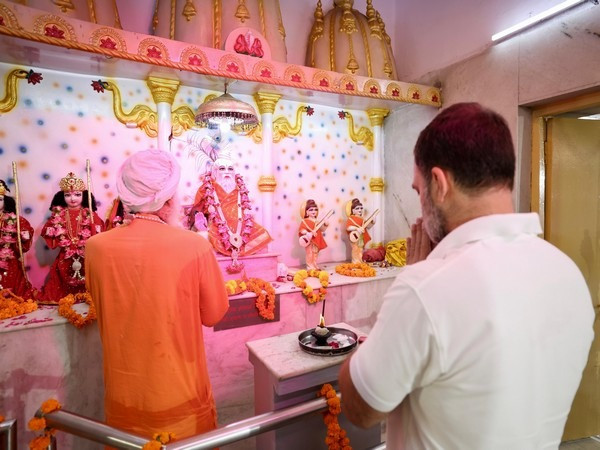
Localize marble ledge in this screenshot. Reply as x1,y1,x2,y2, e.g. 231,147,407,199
246,322,367,383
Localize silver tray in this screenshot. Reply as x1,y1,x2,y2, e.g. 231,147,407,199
298,327,358,356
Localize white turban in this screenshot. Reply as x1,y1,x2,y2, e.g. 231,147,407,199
116,149,181,213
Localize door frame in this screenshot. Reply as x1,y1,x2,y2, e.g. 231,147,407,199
530,90,600,236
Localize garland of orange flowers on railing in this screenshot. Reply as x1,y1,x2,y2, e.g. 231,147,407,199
224,278,276,320
0,288,37,320
335,262,376,278
27,399,61,450
57,292,96,328
318,384,352,450
293,269,329,304
142,431,176,450
0,414,4,422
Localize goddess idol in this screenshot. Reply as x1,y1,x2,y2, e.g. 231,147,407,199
38,172,105,304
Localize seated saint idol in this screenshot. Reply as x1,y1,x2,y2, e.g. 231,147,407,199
189,156,272,259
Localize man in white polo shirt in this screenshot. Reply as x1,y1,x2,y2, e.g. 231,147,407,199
339,102,594,449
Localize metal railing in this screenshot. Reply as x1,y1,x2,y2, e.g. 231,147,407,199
0,418,17,450
39,394,336,449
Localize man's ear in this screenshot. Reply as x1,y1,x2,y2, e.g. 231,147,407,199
430,167,451,203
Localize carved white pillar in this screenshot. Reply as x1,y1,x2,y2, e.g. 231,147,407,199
147,77,181,151
254,92,282,251
367,108,389,247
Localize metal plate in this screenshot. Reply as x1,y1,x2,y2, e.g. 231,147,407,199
298,327,358,356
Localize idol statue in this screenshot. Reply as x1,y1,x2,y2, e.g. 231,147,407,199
187,131,272,272
38,172,105,304
0,180,36,300
345,198,378,264
298,199,333,270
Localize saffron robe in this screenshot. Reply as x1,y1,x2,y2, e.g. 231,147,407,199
298,218,327,250
193,182,272,256
85,219,229,440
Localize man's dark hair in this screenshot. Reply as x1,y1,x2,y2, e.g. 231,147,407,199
414,102,515,191
49,190,98,211
2,195,16,214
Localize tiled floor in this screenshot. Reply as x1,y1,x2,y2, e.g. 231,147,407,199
560,437,600,449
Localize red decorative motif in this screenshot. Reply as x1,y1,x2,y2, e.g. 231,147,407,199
291,73,301,82
338,111,347,119
432,94,439,103
319,78,329,87
99,37,117,49
369,86,378,94
392,88,400,97
412,91,420,100
233,34,264,58
0,17,4,26
345,82,354,91
260,68,272,77
188,54,202,66
45,25,65,39
226,62,240,73
25,70,43,85
147,46,162,58
91,79,108,93
306,106,314,116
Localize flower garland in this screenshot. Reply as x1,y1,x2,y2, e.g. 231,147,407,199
293,269,329,304
224,278,276,320
318,384,352,450
0,289,37,320
57,292,96,328
28,399,61,450
142,431,176,450
335,262,376,278
0,212,25,268
44,206,94,259
200,172,254,273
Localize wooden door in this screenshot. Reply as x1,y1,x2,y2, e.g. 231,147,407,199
545,116,600,440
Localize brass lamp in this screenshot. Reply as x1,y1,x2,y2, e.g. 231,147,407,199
195,82,259,130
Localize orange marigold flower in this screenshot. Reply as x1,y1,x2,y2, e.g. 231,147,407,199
40,399,61,414
0,415,4,422
27,417,46,431
141,441,162,450
29,435,51,449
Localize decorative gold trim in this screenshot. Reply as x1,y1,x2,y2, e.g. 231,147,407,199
363,79,381,95
252,60,276,78
170,0,176,39
171,104,196,137
356,11,372,77
214,0,221,49
0,4,20,29
138,38,170,60
342,111,374,151
182,0,197,22
339,0,357,34
367,108,389,127
338,74,357,91
111,0,122,29
258,175,277,192
346,31,359,74
386,82,403,99
86,0,97,24
89,27,127,51
180,46,208,66
272,105,310,143
242,122,262,143
426,87,442,106
275,0,286,41
308,0,324,67
312,70,332,87
253,92,281,114
218,54,246,74
369,177,385,192
0,68,31,114
32,14,77,41
407,85,422,103
329,8,336,72
235,0,250,23
100,80,158,138
53,0,75,14
283,65,306,83
147,76,180,104
258,0,266,37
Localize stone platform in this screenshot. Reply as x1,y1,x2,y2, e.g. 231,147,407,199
216,252,279,282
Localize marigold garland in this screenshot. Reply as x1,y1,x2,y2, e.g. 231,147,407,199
335,262,376,278
293,269,329,304
0,414,4,422
57,292,96,328
223,278,276,320
142,431,176,449
28,399,61,450
318,384,352,450
0,288,38,320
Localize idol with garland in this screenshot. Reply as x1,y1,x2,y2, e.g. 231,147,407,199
345,198,376,264
298,199,332,271
38,172,105,304
186,131,272,272
0,180,36,300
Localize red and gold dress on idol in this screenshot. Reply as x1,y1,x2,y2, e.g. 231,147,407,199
0,211,35,300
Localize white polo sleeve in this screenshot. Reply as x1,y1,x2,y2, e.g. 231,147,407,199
349,276,441,413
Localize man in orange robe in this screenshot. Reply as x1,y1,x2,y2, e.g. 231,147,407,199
85,149,229,441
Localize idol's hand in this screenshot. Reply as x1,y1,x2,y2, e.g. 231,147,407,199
407,218,433,264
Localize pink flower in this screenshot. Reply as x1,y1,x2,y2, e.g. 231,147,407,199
45,227,57,237
0,260,8,269
54,226,66,236
65,247,76,258
80,228,91,239
0,247,14,259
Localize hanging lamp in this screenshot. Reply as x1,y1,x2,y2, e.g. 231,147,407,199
195,81,259,130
